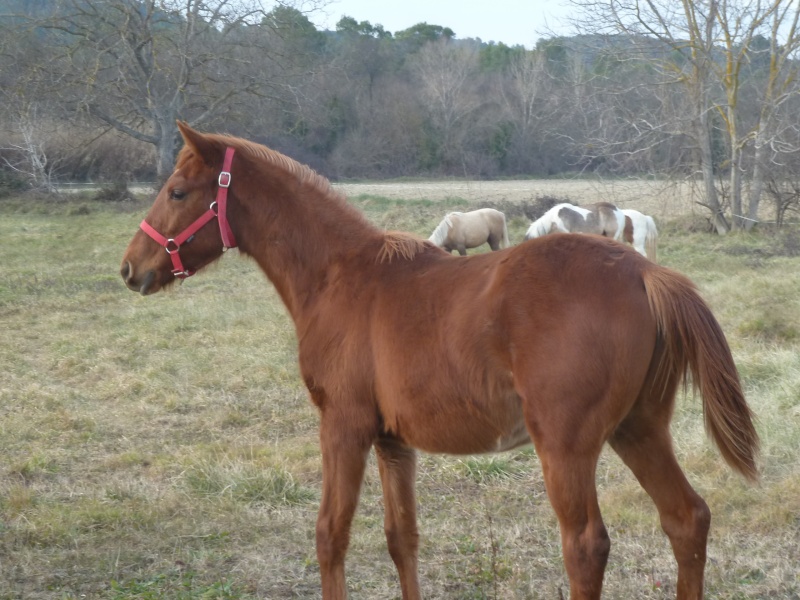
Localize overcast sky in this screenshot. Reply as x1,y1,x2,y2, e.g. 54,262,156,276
308,0,574,48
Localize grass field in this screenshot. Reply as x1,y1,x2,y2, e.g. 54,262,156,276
1,185,799,599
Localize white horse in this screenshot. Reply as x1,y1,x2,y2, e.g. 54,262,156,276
428,208,510,255
621,209,658,262
524,202,626,242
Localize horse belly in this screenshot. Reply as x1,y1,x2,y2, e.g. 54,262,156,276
492,418,531,451
463,227,490,248
381,387,529,455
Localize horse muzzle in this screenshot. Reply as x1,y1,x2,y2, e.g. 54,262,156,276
120,261,157,296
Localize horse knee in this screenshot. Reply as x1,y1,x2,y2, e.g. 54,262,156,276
562,520,610,596
582,521,610,568
316,517,350,570
564,520,610,566
385,526,419,562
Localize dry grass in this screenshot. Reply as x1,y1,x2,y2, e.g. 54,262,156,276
1,185,799,599
336,178,709,223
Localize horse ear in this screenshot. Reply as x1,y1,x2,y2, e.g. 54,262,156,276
176,121,220,167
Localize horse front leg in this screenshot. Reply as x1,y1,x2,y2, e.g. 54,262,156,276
316,416,372,599
375,436,421,600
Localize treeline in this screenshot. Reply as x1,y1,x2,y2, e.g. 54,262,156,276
0,2,585,181
2,0,800,230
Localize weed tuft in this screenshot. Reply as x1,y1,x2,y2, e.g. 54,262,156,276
183,460,315,507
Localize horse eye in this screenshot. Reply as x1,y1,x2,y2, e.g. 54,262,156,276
170,189,187,201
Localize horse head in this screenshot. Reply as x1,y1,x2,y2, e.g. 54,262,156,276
121,122,237,295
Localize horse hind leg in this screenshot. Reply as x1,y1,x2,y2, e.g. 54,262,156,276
524,417,610,599
609,404,710,599
375,436,421,600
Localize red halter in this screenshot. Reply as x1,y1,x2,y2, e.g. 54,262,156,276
140,147,237,279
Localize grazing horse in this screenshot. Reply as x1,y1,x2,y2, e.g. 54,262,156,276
121,123,759,600
428,208,509,255
622,208,659,262
524,202,626,242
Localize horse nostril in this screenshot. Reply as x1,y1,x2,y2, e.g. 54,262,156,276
120,261,132,282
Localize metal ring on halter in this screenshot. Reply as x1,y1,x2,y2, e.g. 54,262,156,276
165,239,180,254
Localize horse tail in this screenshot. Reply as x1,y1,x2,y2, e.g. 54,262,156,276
501,216,510,249
642,266,759,481
644,216,658,262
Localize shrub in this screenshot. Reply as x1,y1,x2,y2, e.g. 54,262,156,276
93,181,136,203
0,167,29,199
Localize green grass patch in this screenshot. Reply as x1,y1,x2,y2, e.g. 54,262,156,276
183,459,316,507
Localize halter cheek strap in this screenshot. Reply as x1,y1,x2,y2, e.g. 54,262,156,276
217,147,237,248
139,147,238,279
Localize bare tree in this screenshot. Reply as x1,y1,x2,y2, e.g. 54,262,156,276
0,17,64,192
26,0,326,178
564,0,730,232
1,106,60,193
566,0,800,232
497,48,555,171
741,4,800,229
411,38,485,173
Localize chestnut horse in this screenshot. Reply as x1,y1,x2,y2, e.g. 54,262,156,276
121,124,759,600
428,208,510,255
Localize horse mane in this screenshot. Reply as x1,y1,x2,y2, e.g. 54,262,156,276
529,209,561,238
177,131,345,203
428,214,454,246
378,232,429,263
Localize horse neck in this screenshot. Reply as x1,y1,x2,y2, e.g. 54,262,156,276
429,216,451,245
233,165,381,321
530,214,553,237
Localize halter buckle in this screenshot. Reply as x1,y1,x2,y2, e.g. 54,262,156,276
218,171,231,188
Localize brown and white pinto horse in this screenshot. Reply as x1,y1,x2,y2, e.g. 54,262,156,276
121,124,759,600
524,202,626,242
525,201,659,261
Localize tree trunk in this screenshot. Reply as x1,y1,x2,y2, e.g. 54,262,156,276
745,126,768,231
156,118,178,179
729,147,744,230
728,104,744,231
698,107,730,234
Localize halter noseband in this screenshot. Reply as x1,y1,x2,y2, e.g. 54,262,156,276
140,147,238,279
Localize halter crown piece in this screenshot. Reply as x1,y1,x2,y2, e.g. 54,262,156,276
140,147,238,279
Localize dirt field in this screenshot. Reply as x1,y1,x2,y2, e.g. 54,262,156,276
334,179,703,220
